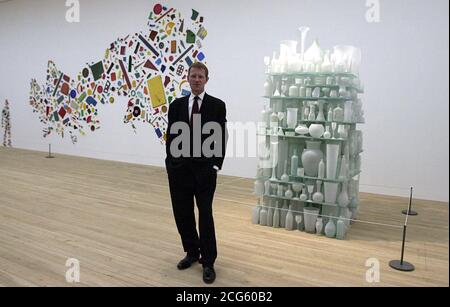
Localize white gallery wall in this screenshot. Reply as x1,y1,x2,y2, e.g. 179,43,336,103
0,0,448,202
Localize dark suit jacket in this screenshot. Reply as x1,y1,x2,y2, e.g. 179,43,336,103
165,93,227,170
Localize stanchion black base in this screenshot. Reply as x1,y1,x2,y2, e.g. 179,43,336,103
46,156,55,159
389,260,415,272
402,210,418,216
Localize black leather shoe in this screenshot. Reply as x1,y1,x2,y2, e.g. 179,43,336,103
202,266,216,284
177,255,199,270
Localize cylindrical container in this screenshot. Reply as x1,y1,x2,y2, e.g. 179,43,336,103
326,143,340,180
290,150,299,176
324,182,339,204
286,108,298,129
288,85,299,97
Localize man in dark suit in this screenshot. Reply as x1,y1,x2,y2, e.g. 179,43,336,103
165,62,227,284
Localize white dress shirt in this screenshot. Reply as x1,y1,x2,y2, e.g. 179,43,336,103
188,92,205,119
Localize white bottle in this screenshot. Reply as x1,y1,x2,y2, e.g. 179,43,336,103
300,187,308,201
259,206,267,226
333,105,344,122
327,106,333,122
280,201,288,228
336,216,346,240
323,125,331,139
318,159,325,179
299,86,306,97
285,185,293,199
338,155,348,180
290,149,299,176
325,218,336,238
285,205,294,230
267,201,274,227
272,204,280,228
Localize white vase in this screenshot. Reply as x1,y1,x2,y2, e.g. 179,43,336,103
299,187,308,201
324,218,336,238
316,100,325,121
315,217,323,235
301,141,323,177
286,108,298,129
303,207,320,233
309,124,324,139
312,180,324,202
281,160,290,182
285,185,293,199
295,124,309,135
326,144,340,180
333,104,344,122
323,126,331,139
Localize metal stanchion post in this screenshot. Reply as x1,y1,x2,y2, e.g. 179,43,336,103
46,144,54,159
389,187,415,272
402,186,418,216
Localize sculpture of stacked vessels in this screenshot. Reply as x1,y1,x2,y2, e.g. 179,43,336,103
255,27,365,240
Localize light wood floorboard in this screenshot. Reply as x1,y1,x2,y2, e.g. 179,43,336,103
0,147,448,286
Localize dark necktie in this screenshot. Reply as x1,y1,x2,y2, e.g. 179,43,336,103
190,96,200,125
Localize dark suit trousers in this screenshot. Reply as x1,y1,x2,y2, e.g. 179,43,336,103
167,160,217,267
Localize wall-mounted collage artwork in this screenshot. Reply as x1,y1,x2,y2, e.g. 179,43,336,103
29,3,207,144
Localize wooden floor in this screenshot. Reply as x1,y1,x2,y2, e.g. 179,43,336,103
0,147,448,287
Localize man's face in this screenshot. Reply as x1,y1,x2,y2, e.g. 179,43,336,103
188,67,208,95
